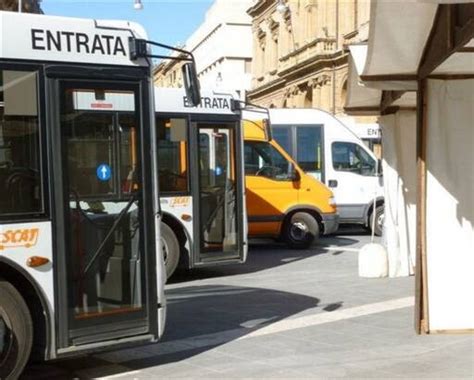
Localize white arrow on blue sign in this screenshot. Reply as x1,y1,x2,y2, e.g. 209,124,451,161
96,164,112,181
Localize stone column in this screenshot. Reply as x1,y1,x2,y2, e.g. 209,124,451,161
283,6,293,55
316,0,327,39
267,16,279,73
257,26,267,78
318,74,332,112
308,79,319,108
304,0,317,42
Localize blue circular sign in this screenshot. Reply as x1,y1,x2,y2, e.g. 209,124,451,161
96,164,112,181
215,166,223,176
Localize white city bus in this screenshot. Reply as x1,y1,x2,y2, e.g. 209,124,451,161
154,88,247,278
0,11,200,378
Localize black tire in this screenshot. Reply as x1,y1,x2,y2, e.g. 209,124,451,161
283,212,319,249
370,205,384,237
161,223,180,280
0,279,33,380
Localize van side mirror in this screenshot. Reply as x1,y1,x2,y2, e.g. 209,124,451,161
288,163,301,182
376,159,383,176
182,62,201,107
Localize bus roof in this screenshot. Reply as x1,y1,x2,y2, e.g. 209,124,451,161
0,10,148,67
154,87,239,116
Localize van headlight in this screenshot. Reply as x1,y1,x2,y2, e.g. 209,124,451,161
329,196,336,207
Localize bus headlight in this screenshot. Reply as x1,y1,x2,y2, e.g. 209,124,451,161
329,196,337,208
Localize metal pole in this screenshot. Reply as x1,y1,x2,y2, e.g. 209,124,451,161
18,0,22,13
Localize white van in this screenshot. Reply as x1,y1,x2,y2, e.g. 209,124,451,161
269,108,384,235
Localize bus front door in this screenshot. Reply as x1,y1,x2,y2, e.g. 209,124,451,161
53,81,158,350
191,122,245,266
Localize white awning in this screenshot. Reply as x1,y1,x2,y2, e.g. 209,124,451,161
345,45,382,113
345,44,416,114
361,1,474,90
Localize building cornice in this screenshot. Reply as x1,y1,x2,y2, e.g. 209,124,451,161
247,0,274,17
248,51,349,99
278,51,348,80
280,37,337,61
247,77,286,98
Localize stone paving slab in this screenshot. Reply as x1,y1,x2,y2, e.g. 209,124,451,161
22,231,473,379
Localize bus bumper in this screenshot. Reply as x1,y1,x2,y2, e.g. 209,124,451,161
321,213,339,235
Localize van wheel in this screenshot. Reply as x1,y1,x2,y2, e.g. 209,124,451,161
283,212,319,249
0,279,33,380
161,223,180,280
370,205,384,237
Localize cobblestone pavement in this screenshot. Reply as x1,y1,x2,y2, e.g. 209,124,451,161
23,228,474,379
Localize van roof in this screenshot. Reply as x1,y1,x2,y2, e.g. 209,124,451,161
268,108,347,126
243,119,268,141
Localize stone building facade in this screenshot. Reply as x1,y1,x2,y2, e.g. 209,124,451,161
0,0,42,13
247,0,370,115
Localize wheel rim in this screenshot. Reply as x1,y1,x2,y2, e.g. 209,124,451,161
161,237,169,265
0,311,13,367
290,221,308,241
377,212,384,231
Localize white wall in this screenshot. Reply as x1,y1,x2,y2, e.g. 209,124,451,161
183,0,253,99
425,79,474,331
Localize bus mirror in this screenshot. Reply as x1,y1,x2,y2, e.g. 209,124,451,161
182,62,201,107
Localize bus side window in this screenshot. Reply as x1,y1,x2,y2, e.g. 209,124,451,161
156,117,189,193
0,70,43,217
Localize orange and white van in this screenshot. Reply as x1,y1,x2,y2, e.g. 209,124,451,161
243,118,339,248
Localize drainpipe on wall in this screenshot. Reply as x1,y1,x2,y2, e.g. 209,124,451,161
336,0,339,50
333,0,339,115
332,63,336,115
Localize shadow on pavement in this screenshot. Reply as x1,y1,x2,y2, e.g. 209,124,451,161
169,234,358,284
22,284,328,379
21,230,363,378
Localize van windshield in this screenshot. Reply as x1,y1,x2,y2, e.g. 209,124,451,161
244,141,292,180
332,142,376,176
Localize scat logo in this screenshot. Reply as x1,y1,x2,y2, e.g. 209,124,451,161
170,197,190,208
0,228,39,250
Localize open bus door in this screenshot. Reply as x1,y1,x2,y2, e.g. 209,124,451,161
51,77,159,349
190,121,246,267
154,88,247,277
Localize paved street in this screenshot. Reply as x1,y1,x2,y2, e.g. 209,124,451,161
23,228,473,379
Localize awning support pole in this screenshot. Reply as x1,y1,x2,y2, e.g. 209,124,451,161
415,79,429,334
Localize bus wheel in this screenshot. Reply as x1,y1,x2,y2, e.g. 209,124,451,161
370,205,384,237
283,212,319,249
161,223,180,280
0,279,33,380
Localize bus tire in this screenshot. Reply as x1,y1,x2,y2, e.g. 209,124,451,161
370,205,384,237
161,223,180,280
0,279,33,380
283,212,319,249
